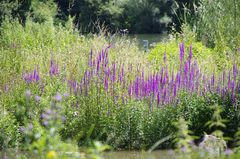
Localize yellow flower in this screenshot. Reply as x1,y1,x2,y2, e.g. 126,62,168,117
46,150,57,159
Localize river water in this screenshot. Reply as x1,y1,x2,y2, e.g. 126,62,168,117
1,150,173,159
104,150,174,159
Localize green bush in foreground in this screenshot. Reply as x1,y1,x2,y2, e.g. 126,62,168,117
59,92,239,150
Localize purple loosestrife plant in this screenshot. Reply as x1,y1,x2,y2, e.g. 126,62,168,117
27,44,238,111
125,43,239,107
23,68,40,83
49,58,59,76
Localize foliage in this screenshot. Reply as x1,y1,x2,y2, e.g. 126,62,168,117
0,0,19,23
196,0,240,50
1,7,240,158
148,24,234,71
205,104,227,138
0,111,21,149
56,0,175,33
0,0,185,34
174,117,194,155
30,0,57,23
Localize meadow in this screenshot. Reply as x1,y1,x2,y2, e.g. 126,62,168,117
0,2,240,158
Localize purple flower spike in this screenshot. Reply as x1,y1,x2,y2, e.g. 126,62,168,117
189,45,192,60
233,64,237,80
23,68,40,83
104,76,109,92
49,58,59,76
97,59,100,73
179,43,185,63
173,84,177,97
112,63,116,82
157,92,161,106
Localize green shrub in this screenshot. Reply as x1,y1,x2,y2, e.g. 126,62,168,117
148,36,215,71
148,24,239,71
0,111,21,149
196,0,240,50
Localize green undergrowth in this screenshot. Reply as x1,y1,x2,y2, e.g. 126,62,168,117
148,25,240,72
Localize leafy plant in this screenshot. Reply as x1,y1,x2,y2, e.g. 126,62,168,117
205,104,228,138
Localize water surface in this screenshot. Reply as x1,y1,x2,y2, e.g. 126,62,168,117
104,150,174,159
1,150,173,159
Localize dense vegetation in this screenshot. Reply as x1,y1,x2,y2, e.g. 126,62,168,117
0,0,199,33
0,0,240,159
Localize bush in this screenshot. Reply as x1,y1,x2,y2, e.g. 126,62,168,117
0,111,21,149
196,0,240,50
148,25,238,71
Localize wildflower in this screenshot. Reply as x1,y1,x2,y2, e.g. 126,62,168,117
61,116,66,122
179,43,185,63
19,126,25,133
35,95,41,103
63,92,69,98
181,146,187,153
23,68,40,83
49,58,59,76
224,149,233,155
104,77,108,92
43,121,49,127
46,109,53,115
54,92,62,101
46,151,57,159
157,92,161,106
41,113,48,119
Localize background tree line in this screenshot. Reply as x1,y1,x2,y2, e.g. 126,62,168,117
0,0,199,34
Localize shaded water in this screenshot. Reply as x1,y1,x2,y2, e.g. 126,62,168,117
127,34,167,49
104,150,174,159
